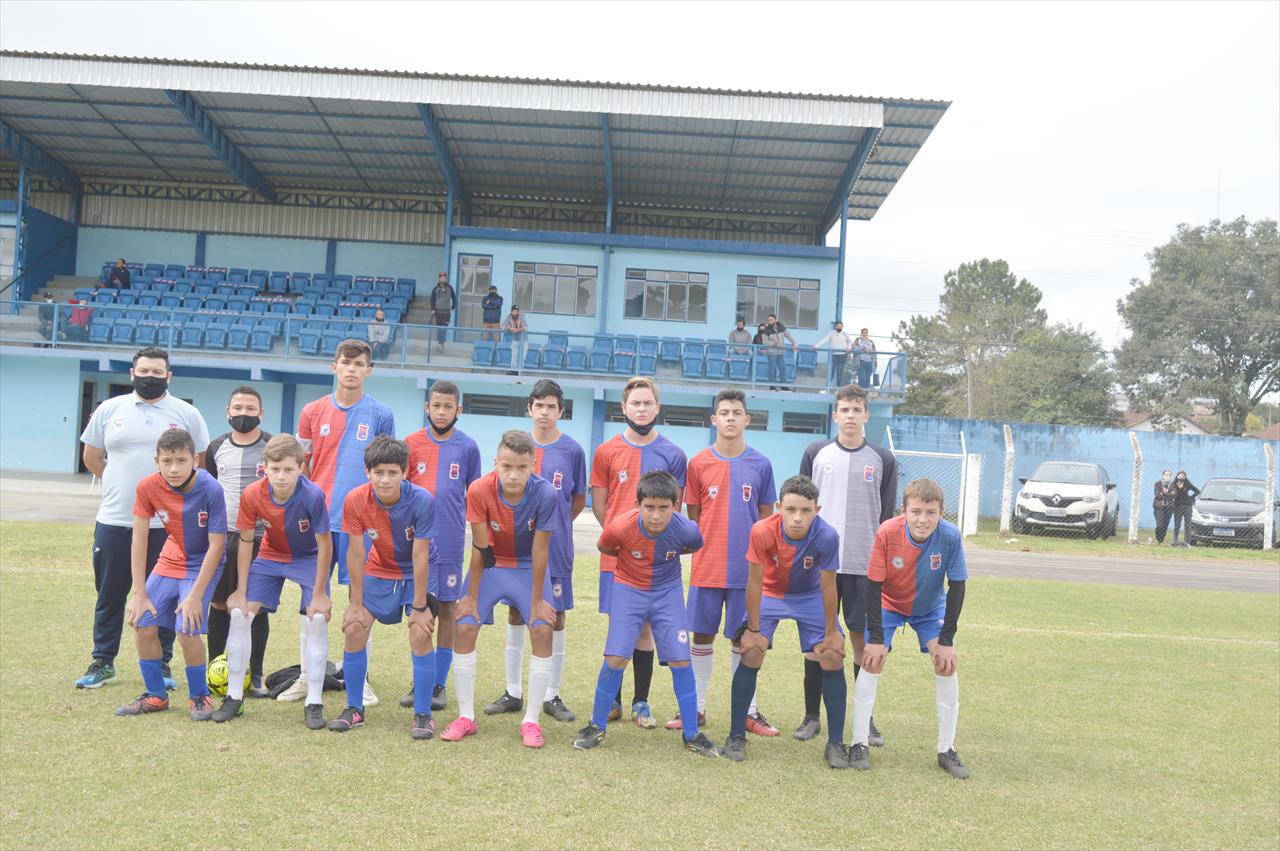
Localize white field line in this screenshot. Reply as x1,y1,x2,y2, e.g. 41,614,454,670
965,622,1280,648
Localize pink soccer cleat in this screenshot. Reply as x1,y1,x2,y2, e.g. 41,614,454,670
440,716,478,741
520,721,545,748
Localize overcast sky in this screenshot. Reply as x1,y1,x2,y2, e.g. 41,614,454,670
2,0,1277,349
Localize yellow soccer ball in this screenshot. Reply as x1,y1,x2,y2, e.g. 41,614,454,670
206,653,250,697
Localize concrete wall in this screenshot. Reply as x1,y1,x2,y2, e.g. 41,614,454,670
204,234,325,275
0,356,83,473
76,227,197,276
21,208,77,298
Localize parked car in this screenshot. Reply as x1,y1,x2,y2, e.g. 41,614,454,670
1012,461,1120,538
1188,478,1280,549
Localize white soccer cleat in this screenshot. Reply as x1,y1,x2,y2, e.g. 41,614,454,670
276,676,308,702
363,678,379,708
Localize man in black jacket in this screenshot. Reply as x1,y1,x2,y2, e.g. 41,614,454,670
1170,470,1200,547
1152,470,1176,544
430,272,456,352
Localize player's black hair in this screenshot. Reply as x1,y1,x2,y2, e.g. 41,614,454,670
498,430,535,457
429,380,460,402
779,474,820,504
363,435,409,471
712,388,747,413
156,428,195,457
227,385,262,406
527,379,564,410
635,470,679,505
132,346,170,368
834,383,868,408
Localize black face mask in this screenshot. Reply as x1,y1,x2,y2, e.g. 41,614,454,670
171,468,197,492
229,415,261,434
133,375,168,400
625,416,656,437
430,415,458,436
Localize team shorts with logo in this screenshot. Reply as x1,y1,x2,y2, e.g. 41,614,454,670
428,558,465,603
245,555,321,613
460,567,553,629
866,602,946,653
733,589,841,653
685,585,746,639
137,567,223,636
549,573,574,612
604,580,690,664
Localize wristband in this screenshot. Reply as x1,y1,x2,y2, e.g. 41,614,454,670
474,544,496,569
411,593,440,617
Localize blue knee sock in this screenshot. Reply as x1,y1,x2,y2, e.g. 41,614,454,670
139,658,166,698
729,662,760,739
822,668,848,745
186,664,209,698
412,651,437,716
591,662,626,729
434,647,454,689
343,649,368,710
672,665,700,741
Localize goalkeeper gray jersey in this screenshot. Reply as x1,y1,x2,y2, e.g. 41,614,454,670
798,437,897,575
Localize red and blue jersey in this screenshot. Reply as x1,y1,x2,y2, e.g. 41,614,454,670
533,433,587,577
133,470,227,579
342,481,436,580
296,394,396,527
589,433,687,573
466,471,559,569
686,446,776,589
599,509,703,591
405,428,482,570
868,516,968,616
236,476,331,564
746,513,841,599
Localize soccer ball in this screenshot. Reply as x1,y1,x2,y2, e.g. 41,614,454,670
206,654,251,697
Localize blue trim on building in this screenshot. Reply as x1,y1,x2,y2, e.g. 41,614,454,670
450,226,839,260
601,114,615,234
279,382,296,434
836,197,849,322
325,239,337,276
162,90,278,203
591,393,606,454
0,119,82,192
193,233,207,267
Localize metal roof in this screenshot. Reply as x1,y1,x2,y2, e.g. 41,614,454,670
0,51,948,232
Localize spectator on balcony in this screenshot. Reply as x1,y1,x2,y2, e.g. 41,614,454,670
728,317,753,355
37,292,57,344
762,313,797,391
62,298,92,343
854,328,877,389
102,258,130,291
367,309,392,361
752,323,767,346
502,305,528,341
813,320,853,387
430,271,456,352
481,285,504,342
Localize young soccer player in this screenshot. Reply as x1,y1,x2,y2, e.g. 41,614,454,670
487,379,586,723
573,471,720,757
794,382,897,744
723,476,847,767
439,431,559,747
291,339,395,706
212,435,332,728
851,479,970,778
311,436,438,737
676,389,776,734
400,380,481,712
118,429,226,720
590,376,687,728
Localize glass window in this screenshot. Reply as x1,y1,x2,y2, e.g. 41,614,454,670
513,271,533,311
778,290,799,327
644,282,665,319
554,277,577,314
578,277,596,315
688,283,707,323
627,267,710,323
783,412,828,434
466,394,573,419
736,274,820,329
532,274,555,313
745,409,769,431
667,282,688,322
625,280,645,319
513,261,597,316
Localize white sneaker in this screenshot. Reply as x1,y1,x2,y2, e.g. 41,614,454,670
276,675,308,702
363,678,379,708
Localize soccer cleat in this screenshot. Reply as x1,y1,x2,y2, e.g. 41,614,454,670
484,691,523,715
211,696,244,722
362,679,379,708
520,721,545,748
431,685,447,711
411,713,437,740
116,693,168,716
304,703,326,730
247,674,270,699
399,684,415,708
607,701,622,722
631,700,657,730
824,741,852,769
683,732,723,758
276,675,308,702
723,734,748,762
664,710,707,731
328,706,365,732
793,715,821,741
161,661,177,692
440,716,478,742
542,696,576,723
868,716,885,748
572,723,606,750
848,742,872,770
745,711,780,737
75,660,116,689
189,695,215,721
937,748,971,779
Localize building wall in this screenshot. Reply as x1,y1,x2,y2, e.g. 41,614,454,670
0,356,83,473
75,227,198,274
336,242,445,295
205,234,326,275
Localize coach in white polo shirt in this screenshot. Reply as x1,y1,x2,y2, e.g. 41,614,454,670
74,347,211,690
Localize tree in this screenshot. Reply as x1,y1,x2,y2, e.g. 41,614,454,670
1116,217,1280,435
988,324,1116,426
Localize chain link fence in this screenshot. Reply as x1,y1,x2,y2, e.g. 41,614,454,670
885,426,982,535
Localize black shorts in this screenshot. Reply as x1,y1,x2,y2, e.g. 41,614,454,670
835,574,869,633
212,534,262,605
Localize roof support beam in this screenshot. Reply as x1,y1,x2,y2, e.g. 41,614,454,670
163,89,278,202
0,119,81,192
820,127,881,235
601,113,614,233
416,104,469,210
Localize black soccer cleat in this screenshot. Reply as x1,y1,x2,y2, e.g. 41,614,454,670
399,684,415,708
211,696,244,722
304,703,326,730
484,690,523,715
937,748,971,779
824,741,851,769
848,742,871,770
411,713,437,740
328,706,365,732
868,716,885,748
723,734,748,762
247,674,270,699
542,695,576,723
572,723,606,750
793,715,821,741
431,684,447,712
683,732,723,758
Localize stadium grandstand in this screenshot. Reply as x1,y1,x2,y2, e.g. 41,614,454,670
0,51,947,477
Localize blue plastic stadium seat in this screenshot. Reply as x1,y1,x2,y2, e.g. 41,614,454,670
589,350,612,372
206,270,226,285
137,294,159,308
249,270,268,287
74,288,94,302
313,275,332,290
89,319,113,344
164,264,186,279
108,319,135,344
637,353,658,375
193,283,214,297
296,331,321,355
204,324,229,349
248,299,268,314
494,344,514,368
313,304,335,318
160,295,180,309
226,297,249,313
659,338,682,365
268,301,289,315
541,346,565,370
93,290,116,305
98,306,124,322
172,282,194,296
395,279,415,300
205,296,227,312
257,317,284,336
144,263,165,278
614,335,638,355
566,347,589,371
116,292,137,307
797,349,818,376
472,341,495,366
522,346,542,369
684,340,706,359
727,356,751,381
227,327,251,349
705,356,726,378
332,275,353,290
290,273,311,293
175,324,200,348
336,304,356,319
250,330,273,352
235,285,257,299
125,308,145,321
754,354,770,381
320,332,344,352
681,355,704,379
547,331,570,350
613,352,636,375
267,274,288,295
706,342,727,359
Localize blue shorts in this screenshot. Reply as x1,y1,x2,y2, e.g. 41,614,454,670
363,575,417,625
460,567,553,629
549,573,574,612
604,580,690,664
739,590,840,653
332,531,351,586
867,602,945,653
137,568,222,636
428,557,465,602
245,556,321,613
686,585,746,639
598,571,615,614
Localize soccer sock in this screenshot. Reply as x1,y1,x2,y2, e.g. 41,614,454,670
505,624,526,699
342,649,368,710
364,630,373,680
206,606,231,660
822,668,848,746
523,654,553,725
803,658,823,718
690,641,714,713
548,629,567,699
729,661,759,739
225,608,252,701
435,647,454,690
453,650,478,720
729,646,759,716
186,664,209,698
936,673,960,753
139,657,166,698
249,611,270,679
671,665,700,741
304,614,328,706
297,614,308,674
854,662,861,680
851,670,881,746
412,651,437,716
592,662,626,729
632,649,654,705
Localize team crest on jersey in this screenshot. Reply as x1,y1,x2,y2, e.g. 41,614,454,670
449,462,460,480
618,470,628,483
366,529,379,540
356,423,370,441
255,461,265,478
260,518,272,529
167,423,180,430
319,423,330,437
823,463,833,474
742,483,753,502
930,553,942,571
666,550,678,561
891,556,904,569
630,550,643,559
156,509,169,523
803,555,814,569
552,471,564,489
197,511,208,528
490,520,501,532
405,527,415,542
111,417,126,431
707,485,719,499
298,518,310,533
416,461,427,475
447,574,458,588
863,465,876,483
677,629,688,645
527,519,535,531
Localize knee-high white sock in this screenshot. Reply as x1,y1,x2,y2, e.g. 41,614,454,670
297,614,308,674
852,670,881,746
691,642,714,712
523,654,553,724
936,673,959,753
305,614,328,706
548,629,567,698
225,608,252,700
729,646,758,715
364,628,373,678
505,624,525,698
453,650,478,720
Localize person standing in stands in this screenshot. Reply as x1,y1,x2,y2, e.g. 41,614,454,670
762,314,797,392
103,258,130,291
37,292,56,345
728,318,753,356
480,285,504,342
367,309,392,362
813,321,853,388
430,272,456,353
855,328,877,389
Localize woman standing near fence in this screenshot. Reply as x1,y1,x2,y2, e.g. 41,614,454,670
1170,470,1200,547
1152,470,1176,544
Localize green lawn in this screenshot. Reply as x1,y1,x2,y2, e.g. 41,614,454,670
968,518,1280,562
2,520,1278,850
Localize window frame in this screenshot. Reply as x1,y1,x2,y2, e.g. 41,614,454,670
736,274,821,330
623,267,709,324
512,261,597,318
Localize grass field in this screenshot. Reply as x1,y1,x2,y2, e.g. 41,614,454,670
967,518,1280,563
2,520,1278,850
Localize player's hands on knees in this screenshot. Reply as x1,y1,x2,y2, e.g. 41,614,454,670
532,599,557,630
739,628,768,660
817,631,846,663
225,591,248,618
125,594,157,628
341,604,372,637
861,643,888,675
408,608,435,639
930,644,957,677
176,593,204,634
453,597,477,625
307,592,332,622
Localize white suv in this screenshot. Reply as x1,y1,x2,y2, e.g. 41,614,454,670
1012,461,1120,538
